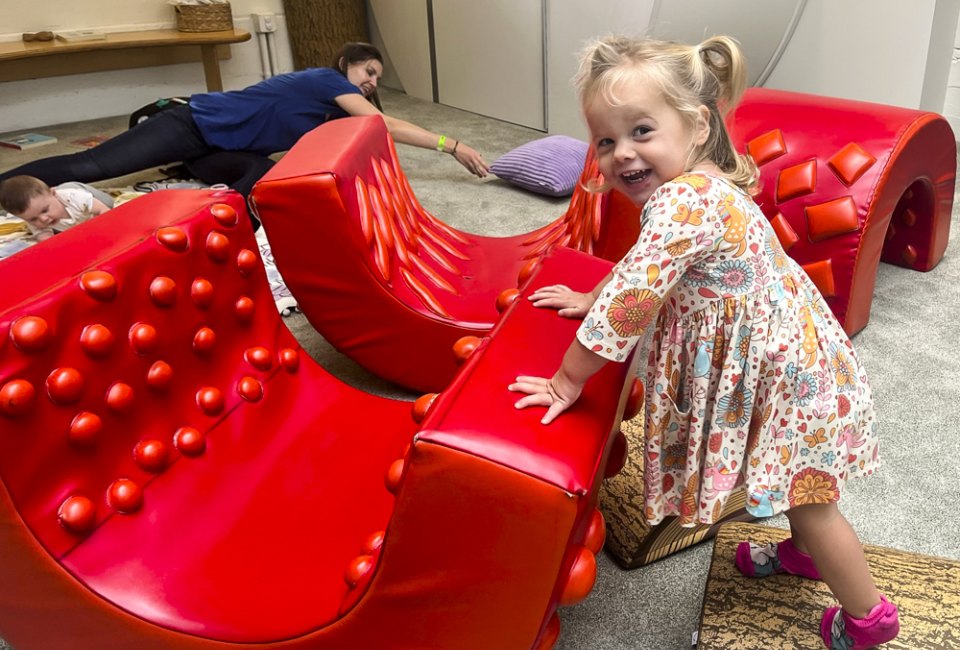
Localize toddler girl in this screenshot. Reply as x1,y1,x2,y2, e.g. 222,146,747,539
509,35,898,649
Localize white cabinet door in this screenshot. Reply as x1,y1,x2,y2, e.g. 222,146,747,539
433,0,545,130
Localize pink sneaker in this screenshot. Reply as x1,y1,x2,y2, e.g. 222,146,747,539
821,594,899,649
735,537,821,580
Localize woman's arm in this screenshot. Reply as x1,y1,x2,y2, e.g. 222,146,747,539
334,93,489,177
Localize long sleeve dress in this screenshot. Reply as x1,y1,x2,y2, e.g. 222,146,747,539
577,172,880,526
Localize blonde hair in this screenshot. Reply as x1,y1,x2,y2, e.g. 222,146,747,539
574,35,758,193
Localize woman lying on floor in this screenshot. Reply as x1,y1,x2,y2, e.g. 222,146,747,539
0,42,489,206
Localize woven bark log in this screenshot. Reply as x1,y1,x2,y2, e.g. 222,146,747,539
699,522,960,649
281,0,368,70
600,415,755,568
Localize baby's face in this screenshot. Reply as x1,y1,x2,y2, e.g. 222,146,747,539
17,190,68,228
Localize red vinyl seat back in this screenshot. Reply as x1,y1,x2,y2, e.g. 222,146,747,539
0,190,416,642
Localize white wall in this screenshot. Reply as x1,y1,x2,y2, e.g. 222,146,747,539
367,0,432,101
546,0,657,139
649,0,805,87
0,0,294,132
764,0,957,110
435,0,545,129
371,0,959,142
547,0,806,139
5,0,959,135
942,7,960,134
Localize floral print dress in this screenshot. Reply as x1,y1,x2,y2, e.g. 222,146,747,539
578,173,880,527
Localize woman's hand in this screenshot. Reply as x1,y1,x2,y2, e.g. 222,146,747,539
354,107,490,178
528,284,594,318
509,371,585,425
451,142,489,178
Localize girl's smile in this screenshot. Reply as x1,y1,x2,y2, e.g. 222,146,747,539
583,80,710,206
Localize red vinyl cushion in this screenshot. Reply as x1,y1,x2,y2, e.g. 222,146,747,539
0,191,416,640
418,247,628,495
251,117,631,393
0,191,631,649
726,87,955,334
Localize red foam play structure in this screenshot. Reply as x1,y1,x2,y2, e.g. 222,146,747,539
726,88,955,335
251,115,636,393
1,85,953,650
249,119,622,394
252,88,954,393
0,190,637,649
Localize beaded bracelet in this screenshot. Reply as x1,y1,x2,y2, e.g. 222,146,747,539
451,140,460,155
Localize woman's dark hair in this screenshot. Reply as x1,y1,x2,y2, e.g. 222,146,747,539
331,42,384,110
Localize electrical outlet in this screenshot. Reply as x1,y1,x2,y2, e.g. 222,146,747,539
251,13,276,33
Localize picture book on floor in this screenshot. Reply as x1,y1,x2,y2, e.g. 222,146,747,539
0,133,58,150
71,134,110,148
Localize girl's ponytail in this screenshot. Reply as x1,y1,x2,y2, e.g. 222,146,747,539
696,36,748,116
691,35,758,192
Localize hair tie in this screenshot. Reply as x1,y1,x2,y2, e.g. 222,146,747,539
696,42,710,62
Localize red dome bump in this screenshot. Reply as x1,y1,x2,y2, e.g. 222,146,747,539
107,478,143,514
10,316,52,353
58,495,97,534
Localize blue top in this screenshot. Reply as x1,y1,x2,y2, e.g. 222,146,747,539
189,68,362,155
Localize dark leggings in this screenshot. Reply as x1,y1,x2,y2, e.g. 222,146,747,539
0,105,274,199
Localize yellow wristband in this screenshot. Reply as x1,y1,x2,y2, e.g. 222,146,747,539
436,135,447,152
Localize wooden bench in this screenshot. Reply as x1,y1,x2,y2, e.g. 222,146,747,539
0,28,251,92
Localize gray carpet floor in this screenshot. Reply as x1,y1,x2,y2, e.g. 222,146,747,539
1,87,957,649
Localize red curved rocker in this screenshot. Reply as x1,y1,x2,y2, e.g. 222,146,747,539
251,89,953,393
250,116,626,393
0,190,635,649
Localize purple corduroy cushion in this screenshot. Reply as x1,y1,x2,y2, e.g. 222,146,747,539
490,135,589,197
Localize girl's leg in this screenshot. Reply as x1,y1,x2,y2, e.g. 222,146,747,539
784,503,880,617
0,106,212,187
787,504,898,649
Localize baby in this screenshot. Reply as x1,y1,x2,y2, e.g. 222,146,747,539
0,175,112,241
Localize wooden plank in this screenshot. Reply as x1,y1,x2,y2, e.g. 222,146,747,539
0,29,250,61
0,44,233,83
0,29,251,90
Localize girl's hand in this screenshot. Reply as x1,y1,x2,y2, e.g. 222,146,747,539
508,371,585,425
528,284,594,318
452,142,489,178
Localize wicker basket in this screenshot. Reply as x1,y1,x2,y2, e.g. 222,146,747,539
175,2,234,32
